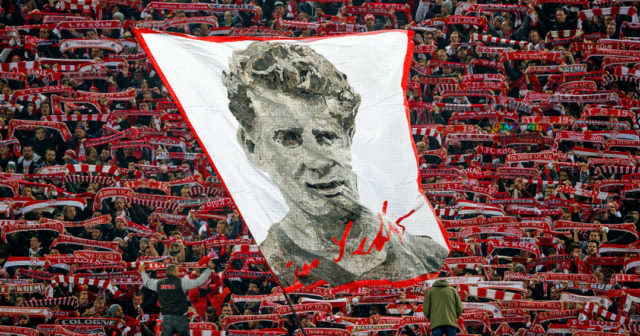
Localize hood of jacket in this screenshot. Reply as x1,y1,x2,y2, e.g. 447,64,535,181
432,279,450,288
18,153,41,164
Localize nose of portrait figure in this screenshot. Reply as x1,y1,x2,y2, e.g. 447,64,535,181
303,152,334,179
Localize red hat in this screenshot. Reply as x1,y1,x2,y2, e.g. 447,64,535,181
364,14,375,21
64,149,77,159
89,86,98,92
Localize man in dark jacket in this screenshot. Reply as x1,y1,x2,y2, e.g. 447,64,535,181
15,128,63,159
139,261,215,336
16,144,44,174
423,279,463,336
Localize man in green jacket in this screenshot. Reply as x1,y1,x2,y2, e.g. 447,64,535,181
423,279,463,336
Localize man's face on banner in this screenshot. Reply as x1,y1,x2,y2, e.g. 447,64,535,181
244,85,360,219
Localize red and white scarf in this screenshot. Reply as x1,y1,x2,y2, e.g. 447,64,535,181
75,88,136,100
21,198,87,214
51,235,120,252
0,326,38,336
471,33,532,49
461,285,522,301
221,314,282,330
502,51,564,63
54,20,122,35
127,193,180,212
55,0,102,16
487,239,539,257
579,302,629,324
123,180,170,195
7,119,72,141
52,275,121,297
136,16,219,32
229,27,292,37
21,297,78,308
0,307,51,319
1,222,63,242
0,283,46,295
60,38,123,54
0,60,38,72
444,16,487,31
43,114,109,123
555,220,638,236
579,7,637,23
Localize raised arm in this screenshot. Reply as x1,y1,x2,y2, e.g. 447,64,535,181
138,263,158,291
180,261,215,291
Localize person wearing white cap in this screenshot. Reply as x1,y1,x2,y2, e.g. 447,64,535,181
364,14,376,31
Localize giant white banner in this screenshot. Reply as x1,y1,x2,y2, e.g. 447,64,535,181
135,29,449,289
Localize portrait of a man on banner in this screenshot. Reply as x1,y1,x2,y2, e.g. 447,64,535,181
221,41,448,287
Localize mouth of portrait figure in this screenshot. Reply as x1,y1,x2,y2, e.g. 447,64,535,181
306,180,347,198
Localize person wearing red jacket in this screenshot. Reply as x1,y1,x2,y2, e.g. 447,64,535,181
187,267,230,318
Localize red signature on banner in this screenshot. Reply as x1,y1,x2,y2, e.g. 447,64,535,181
332,201,415,262
286,259,320,278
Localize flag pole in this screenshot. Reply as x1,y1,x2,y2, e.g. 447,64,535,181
282,289,309,336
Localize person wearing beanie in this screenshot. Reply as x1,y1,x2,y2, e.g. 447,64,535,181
63,149,78,164
0,143,16,172
106,303,121,318
5,161,16,173
66,123,89,155
364,14,376,31
112,12,125,22
109,215,128,240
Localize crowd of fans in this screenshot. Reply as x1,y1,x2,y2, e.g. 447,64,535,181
0,0,639,335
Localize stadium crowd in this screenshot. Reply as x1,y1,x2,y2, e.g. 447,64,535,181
0,0,639,335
